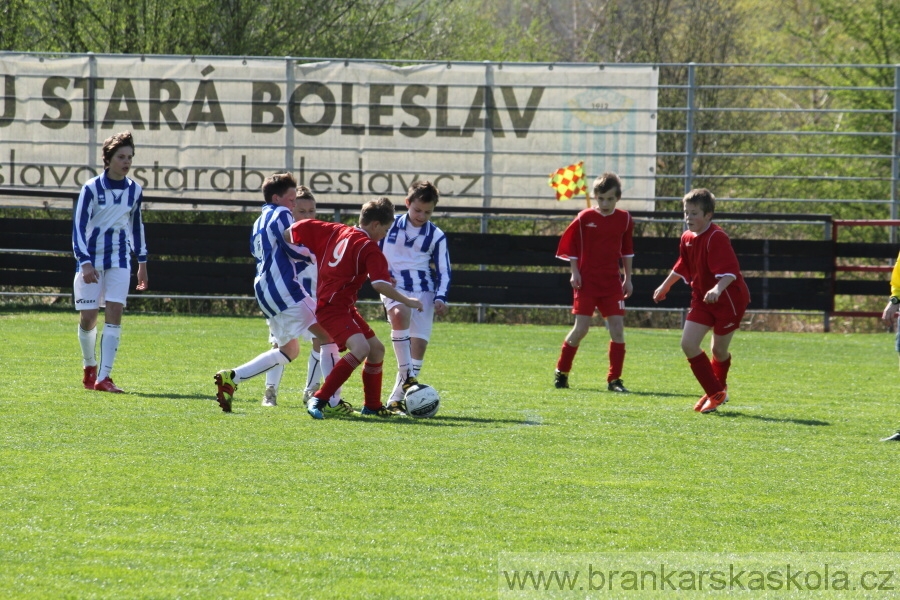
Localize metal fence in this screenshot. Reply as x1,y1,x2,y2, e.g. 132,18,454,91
1,55,898,226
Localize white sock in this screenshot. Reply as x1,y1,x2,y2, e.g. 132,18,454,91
320,343,343,406
98,323,121,380
233,348,290,384
412,358,424,378
391,328,413,379
306,350,322,391
265,363,284,391
78,325,98,367
388,371,404,403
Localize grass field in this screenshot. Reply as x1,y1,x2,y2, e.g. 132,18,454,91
1,309,899,599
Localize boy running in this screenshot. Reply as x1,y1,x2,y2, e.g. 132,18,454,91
653,188,750,413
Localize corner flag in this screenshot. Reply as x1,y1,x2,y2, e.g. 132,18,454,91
549,161,590,207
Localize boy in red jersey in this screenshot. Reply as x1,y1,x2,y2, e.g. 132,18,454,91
653,188,750,414
553,172,634,392
284,197,423,419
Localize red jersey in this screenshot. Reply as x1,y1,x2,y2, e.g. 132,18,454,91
288,220,392,311
556,207,634,296
673,223,750,305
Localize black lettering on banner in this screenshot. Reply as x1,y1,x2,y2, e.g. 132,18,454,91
290,82,335,135
241,156,264,192
399,85,430,138
149,79,183,131
72,77,103,129
462,85,503,138
184,67,227,132
368,84,393,136
501,86,544,138
436,85,461,138
251,81,283,133
74,166,97,186
41,77,72,129
210,168,233,192
1,75,15,127
101,78,144,130
340,83,364,135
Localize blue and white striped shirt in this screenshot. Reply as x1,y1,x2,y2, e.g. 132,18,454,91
251,204,314,318
72,172,147,271
379,214,451,302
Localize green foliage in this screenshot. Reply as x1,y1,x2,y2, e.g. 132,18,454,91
1,312,899,598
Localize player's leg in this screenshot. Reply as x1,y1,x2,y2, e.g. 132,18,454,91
74,267,101,390
306,323,351,416
605,314,628,392
386,298,415,401
303,337,323,401
93,268,130,393
77,307,100,390
555,313,592,388
360,328,388,414
681,317,726,411
600,295,628,392
709,330,736,389
307,309,367,418
263,327,282,407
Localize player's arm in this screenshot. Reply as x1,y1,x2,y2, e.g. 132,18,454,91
882,251,900,325
621,256,634,299
131,189,149,291
653,271,682,303
372,280,423,311
568,258,582,290
431,234,451,316
704,274,735,304
73,186,99,283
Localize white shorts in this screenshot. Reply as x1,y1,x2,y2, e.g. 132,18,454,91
382,290,436,342
73,266,130,310
266,295,318,347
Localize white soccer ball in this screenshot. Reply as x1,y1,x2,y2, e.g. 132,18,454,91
403,383,441,419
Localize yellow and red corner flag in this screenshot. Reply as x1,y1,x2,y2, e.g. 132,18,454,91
549,161,590,206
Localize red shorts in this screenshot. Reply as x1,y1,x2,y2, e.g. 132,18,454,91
686,292,748,335
316,306,376,347
572,289,625,318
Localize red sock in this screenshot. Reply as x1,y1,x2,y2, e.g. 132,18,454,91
556,342,578,373
711,355,731,388
362,360,383,410
688,351,724,396
607,341,626,382
314,354,360,404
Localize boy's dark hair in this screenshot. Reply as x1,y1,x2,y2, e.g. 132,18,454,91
407,180,439,205
102,131,135,168
683,188,716,214
262,173,298,204
360,196,395,226
592,172,622,199
296,185,316,202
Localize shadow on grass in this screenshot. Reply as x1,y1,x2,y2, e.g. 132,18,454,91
712,410,830,427
578,388,696,399
335,414,533,427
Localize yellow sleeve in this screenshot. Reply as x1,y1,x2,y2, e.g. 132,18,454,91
891,250,900,297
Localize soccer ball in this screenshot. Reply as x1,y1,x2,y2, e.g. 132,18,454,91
403,384,441,419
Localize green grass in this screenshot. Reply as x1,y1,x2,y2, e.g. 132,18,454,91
1,310,899,598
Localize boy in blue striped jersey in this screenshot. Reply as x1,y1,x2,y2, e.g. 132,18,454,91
379,180,451,411
213,173,347,414
72,131,148,393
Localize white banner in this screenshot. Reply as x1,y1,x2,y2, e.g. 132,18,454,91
0,54,658,211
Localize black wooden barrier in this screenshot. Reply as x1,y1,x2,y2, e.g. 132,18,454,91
0,217,857,314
